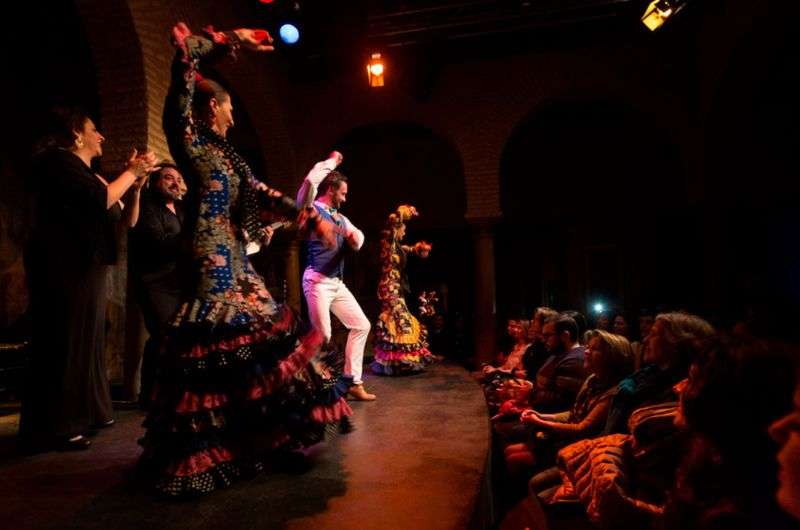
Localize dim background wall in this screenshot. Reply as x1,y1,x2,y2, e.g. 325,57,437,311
0,0,797,386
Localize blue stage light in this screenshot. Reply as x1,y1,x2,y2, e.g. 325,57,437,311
279,24,300,44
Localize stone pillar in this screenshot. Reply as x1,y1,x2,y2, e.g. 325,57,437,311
470,218,499,366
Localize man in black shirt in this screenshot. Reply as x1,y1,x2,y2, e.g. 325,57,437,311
129,163,187,409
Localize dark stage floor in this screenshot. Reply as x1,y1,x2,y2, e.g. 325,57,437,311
0,362,490,530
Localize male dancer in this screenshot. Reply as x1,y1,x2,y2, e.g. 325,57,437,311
297,152,376,401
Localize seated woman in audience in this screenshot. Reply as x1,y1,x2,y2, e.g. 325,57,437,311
528,312,715,508
594,311,611,331
504,330,634,474
541,336,794,530
661,337,797,530
603,312,715,434
770,359,800,523
630,309,655,370
520,307,558,381
613,311,632,340
481,319,531,381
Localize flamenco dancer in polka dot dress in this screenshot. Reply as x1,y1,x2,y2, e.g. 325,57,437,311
370,205,436,375
137,23,352,497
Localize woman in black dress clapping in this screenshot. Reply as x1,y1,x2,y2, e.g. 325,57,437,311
20,107,157,451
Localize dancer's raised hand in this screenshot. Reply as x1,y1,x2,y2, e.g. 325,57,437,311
172,22,192,46
234,29,275,52
329,151,344,166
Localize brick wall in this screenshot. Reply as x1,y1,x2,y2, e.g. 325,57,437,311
75,0,147,383
67,0,792,375
74,0,299,385
285,39,694,223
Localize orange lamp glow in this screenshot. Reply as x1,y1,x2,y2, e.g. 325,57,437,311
369,63,384,76
367,53,385,87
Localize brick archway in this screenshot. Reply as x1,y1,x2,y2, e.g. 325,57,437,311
497,97,687,316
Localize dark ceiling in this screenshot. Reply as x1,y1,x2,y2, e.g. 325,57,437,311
246,0,664,77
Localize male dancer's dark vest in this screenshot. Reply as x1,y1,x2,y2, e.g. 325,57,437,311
303,204,346,279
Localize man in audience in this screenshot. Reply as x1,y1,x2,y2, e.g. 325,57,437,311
562,310,587,343
531,314,586,412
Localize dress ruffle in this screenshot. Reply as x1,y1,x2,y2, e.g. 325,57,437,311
372,226,438,376
311,400,354,423
139,306,353,498
371,346,436,375
144,27,352,498
372,309,436,375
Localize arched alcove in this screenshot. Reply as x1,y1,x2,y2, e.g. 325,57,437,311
0,1,99,337
497,98,690,319
327,121,471,326
704,22,800,331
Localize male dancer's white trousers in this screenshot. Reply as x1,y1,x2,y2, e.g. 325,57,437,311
302,269,371,385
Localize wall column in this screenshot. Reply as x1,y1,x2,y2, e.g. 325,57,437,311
470,217,499,366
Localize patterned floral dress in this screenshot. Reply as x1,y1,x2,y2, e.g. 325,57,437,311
370,207,435,375
138,27,352,497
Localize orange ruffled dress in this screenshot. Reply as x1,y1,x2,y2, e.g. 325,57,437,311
371,206,435,375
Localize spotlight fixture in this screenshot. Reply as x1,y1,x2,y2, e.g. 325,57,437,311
367,53,385,87
593,302,605,314
279,23,300,44
641,0,687,31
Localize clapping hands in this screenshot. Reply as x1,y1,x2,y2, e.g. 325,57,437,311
126,148,159,188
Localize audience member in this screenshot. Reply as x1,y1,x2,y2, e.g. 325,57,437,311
631,310,655,370
604,312,714,434
769,357,800,523
521,307,558,381
505,329,634,474
531,314,586,412
662,337,796,530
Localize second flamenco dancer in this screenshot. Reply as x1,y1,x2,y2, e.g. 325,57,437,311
137,23,352,497
370,205,437,375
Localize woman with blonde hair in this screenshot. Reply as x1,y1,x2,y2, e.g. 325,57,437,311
505,329,634,472
603,311,715,434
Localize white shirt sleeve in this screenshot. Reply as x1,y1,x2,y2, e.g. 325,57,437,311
297,158,338,208
339,214,365,251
